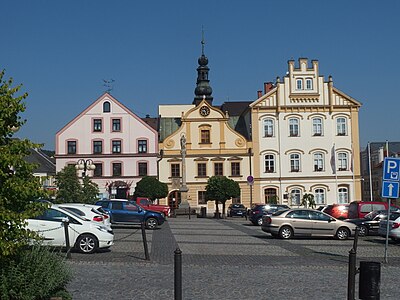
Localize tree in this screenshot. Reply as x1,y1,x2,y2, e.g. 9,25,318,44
80,175,100,204
301,193,316,209
0,70,47,257
54,165,82,203
134,176,168,201
205,176,240,218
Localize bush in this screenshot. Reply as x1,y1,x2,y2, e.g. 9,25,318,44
0,246,72,300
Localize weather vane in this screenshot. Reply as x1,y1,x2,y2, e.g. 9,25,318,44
103,79,115,93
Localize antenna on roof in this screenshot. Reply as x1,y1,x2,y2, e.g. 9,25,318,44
103,79,115,93
201,25,205,55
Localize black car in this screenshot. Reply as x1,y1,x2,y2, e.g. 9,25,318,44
95,199,165,229
345,210,390,236
249,204,290,225
227,204,247,217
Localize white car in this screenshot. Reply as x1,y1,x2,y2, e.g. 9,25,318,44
378,211,400,241
58,203,111,229
27,204,114,254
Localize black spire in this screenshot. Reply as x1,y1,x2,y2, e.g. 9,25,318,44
193,29,213,106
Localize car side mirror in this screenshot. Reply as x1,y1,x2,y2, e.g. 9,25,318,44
329,218,335,222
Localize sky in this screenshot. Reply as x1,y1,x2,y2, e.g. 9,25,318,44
1,0,399,151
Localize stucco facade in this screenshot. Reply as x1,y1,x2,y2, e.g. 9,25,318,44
250,58,362,206
55,93,159,198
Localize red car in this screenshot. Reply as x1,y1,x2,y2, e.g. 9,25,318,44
320,204,349,220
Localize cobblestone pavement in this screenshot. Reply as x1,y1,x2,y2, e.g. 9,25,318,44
67,217,400,299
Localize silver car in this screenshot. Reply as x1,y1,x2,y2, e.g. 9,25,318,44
261,208,356,240
378,211,400,241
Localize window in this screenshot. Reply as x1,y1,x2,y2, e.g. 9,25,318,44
103,101,110,113
265,188,277,203
201,129,210,144
289,118,299,136
231,162,240,176
112,140,121,153
290,153,300,172
138,140,147,153
198,191,207,205
171,163,180,177
93,119,102,132
287,209,309,219
265,154,275,173
337,117,347,136
313,153,324,171
112,163,122,176
138,162,148,176
67,141,76,154
112,119,121,131
197,163,207,177
306,78,313,90
290,189,301,206
338,152,348,171
263,119,274,137
296,79,303,90
214,163,223,176
338,187,348,204
94,163,103,177
314,189,325,205
312,118,323,136
93,141,102,154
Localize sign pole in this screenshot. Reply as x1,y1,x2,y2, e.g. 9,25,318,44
384,198,391,264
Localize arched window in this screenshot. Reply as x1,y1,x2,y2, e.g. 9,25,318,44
289,118,299,137
314,188,325,204
264,188,277,204
263,118,274,137
290,153,300,172
103,101,111,113
264,154,275,173
290,189,301,205
296,79,303,90
306,78,313,90
337,117,347,136
338,152,348,171
338,187,348,204
313,153,324,172
312,118,323,136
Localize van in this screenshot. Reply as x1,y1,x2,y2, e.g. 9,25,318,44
348,201,399,219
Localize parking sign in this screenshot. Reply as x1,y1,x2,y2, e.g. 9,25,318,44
383,157,400,181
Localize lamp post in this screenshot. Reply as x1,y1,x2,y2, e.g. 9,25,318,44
75,159,96,177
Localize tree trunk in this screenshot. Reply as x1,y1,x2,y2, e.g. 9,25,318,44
222,201,226,219
215,200,219,219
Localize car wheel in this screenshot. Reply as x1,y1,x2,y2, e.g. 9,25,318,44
145,217,158,229
358,225,368,236
76,234,98,254
257,217,263,226
279,226,293,239
336,227,350,240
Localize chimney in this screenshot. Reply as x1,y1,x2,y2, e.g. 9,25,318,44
257,90,262,98
146,114,150,118
264,82,274,94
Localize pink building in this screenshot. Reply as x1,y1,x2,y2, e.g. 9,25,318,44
55,93,159,199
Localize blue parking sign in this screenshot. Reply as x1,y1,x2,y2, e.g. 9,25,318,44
382,181,400,198
383,157,400,181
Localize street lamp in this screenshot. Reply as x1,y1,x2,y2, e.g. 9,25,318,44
75,159,96,177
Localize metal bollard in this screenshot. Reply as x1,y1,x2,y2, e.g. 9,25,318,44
347,227,359,300
359,261,381,300
174,247,182,300
62,219,71,259
141,221,150,260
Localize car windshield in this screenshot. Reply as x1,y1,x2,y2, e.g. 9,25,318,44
364,210,381,220
272,209,289,216
232,204,245,209
389,212,400,221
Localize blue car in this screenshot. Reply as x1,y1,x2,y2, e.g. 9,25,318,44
95,199,165,229
249,204,290,226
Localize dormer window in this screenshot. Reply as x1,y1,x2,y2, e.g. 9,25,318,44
306,78,313,90
296,79,303,90
103,101,111,113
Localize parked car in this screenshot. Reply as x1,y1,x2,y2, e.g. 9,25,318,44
348,201,400,219
345,210,394,236
227,203,247,217
26,204,114,254
249,204,290,226
58,203,111,229
134,197,171,217
261,208,356,240
378,211,400,241
95,199,165,229
320,204,349,220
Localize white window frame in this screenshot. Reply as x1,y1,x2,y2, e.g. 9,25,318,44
289,118,299,137
291,189,301,205
314,188,325,205
338,187,349,204
290,153,301,172
306,78,313,90
337,117,347,136
296,79,303,90
312,118,323,136
264,154,275,173
263,118,274,137
313,153,324,172
338,152,348,171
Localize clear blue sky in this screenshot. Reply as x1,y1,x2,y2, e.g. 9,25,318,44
2,0,399,151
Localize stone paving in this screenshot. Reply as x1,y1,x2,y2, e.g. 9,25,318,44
67,217,400,299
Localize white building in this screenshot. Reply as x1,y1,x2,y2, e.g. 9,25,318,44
250,58,362,206
55,93,159,199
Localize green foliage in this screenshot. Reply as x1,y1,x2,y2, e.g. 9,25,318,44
134,176,168,200
0,246,72,300
0,70,47,257
205,176,240,217
301,193,316,209
55,165,82,203
267,195,279,204
80,175,100,204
